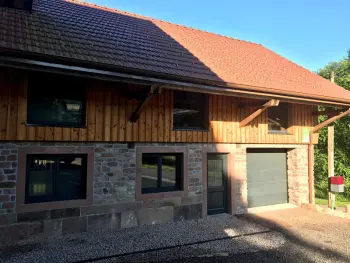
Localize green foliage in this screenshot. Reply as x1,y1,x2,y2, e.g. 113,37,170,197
315,50,350,202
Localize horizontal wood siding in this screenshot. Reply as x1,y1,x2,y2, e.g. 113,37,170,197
0,68,317,144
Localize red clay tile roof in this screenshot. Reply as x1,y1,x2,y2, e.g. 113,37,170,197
1,0,350,104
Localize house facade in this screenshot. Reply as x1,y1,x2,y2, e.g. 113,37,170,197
1,0,350,242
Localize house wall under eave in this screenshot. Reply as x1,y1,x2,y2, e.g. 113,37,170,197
0,67,318,144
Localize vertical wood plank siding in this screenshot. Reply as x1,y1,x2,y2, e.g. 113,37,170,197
0,69,317,144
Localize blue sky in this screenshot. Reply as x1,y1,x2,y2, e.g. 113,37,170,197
85,0,349,72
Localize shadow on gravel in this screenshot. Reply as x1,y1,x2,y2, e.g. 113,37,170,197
235,213,350,263
129,213,350,263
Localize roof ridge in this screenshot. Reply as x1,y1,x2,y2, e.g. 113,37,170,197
67,0,261,46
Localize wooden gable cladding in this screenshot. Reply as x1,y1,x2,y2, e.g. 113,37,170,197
0,68,317,143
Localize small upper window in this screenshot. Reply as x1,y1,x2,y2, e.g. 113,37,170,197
173,91,208,131
141,153,183,194
27,73,86,128
268,102,290,133
26,154,87,204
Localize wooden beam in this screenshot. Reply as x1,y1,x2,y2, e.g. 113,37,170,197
263,99,280,107
312,108,350,133
239,99,279,109
129,85,158,123
239,99,279,127
328,126,335,208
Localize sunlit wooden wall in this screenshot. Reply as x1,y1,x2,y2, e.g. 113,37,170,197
0,68,317,144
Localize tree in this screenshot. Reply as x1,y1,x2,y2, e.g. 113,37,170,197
315,50,350,201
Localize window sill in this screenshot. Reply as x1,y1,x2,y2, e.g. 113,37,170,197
16,198,93,213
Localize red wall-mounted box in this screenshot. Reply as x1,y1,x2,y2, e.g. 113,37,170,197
329,176,345,193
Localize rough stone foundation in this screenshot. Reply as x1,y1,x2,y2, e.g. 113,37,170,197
0,142,310,243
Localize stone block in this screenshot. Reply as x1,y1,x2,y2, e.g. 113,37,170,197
0,162,11,169
173,205,190,221
121,210,138,228
62,216,87,235
142,197,182,209
43,219,62,237
28,221,44,237
0,195,9,202
87,213,121,231
0,182,16,188
82,202,144,216
81,205,109,216
136,206,174,226
2,202,15,209
4,169,16,174
0,213,17,226
51,208,80,219
189,203,202,220
7,175,16,181
3,189,15,195
345,205,350,214
18,210,50,222
6,155,17,161
181,195,202,205
0,223,30,243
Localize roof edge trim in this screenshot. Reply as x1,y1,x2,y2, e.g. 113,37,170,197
1,55,349,107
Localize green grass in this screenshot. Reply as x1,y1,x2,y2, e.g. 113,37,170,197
315,197,350,207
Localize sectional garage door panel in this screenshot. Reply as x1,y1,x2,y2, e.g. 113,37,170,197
247,149,288,208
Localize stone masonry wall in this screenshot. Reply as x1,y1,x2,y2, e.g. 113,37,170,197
233,145,248,214
232,144,310,212
0,142,310,243
0,142,205,243
0,144,18,214
287,146,310,205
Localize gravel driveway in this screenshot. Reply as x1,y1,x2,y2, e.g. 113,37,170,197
1,208,349,263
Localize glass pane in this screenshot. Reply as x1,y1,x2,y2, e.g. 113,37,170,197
57,157,86,200
141,155,158,190
27,73,85,127
208,191,225,210
208,159,223,187
268,103,289,132
28,158,55,197
173,91,207,130
28,98,84,126
161,156,177,187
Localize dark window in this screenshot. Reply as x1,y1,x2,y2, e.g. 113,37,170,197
26,154,87,203
141,153,183,193
268,102,290,133
173,91,208,130
27,73,86,128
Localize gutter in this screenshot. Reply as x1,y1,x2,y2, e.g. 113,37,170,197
0,54,350,107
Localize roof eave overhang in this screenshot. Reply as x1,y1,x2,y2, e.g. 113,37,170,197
0,52,349,107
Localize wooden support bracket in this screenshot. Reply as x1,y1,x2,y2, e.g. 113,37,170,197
239,99,279,127
129,85,159,123
312,108,350,133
